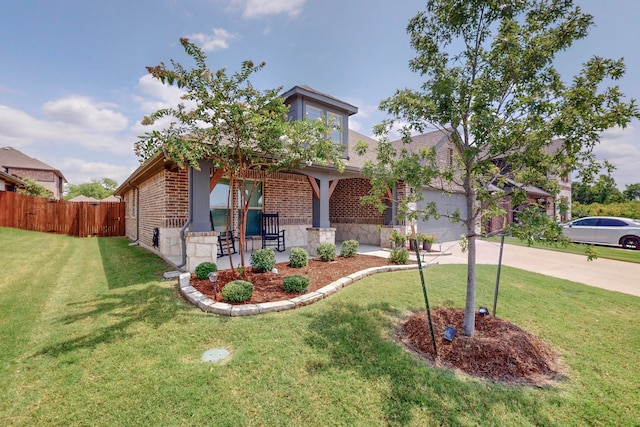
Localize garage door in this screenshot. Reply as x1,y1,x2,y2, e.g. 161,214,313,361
416,190,467,242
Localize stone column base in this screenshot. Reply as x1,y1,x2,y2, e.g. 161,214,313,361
185,231,219,273
379,226,403,249
306,227,336,257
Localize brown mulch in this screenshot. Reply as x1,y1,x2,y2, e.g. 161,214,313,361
189,254,564,386
190,254,397,304
400,308,565,386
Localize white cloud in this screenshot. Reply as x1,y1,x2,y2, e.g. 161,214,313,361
41,96,128,132
134,74,188,113
594,122,640,187
0,103,131,155
59,157,137,187
186,28,237,52
232,0,306,19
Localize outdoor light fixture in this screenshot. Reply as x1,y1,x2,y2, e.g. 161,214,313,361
443,326,456,342
208,271,218,301
478,306,489,316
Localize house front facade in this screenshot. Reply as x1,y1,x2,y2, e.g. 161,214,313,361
115,85,571,271
115,86,397,271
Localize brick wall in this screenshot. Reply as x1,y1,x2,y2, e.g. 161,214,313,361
164,169,189,228
263,171,312,226
330,178,385,225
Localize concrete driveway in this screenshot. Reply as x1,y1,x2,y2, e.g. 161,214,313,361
421,239,640,297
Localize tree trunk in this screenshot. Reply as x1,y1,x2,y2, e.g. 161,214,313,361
463,232,477,336
462,169,477,336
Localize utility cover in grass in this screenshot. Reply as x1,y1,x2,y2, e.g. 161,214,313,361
202,348,230,363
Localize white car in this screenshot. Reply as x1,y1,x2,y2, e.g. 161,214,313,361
562,216,640,250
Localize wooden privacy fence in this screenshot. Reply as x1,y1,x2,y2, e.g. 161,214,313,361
0,191,125,237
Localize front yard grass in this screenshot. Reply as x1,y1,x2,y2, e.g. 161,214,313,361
1,227,639,426
485,235,640,264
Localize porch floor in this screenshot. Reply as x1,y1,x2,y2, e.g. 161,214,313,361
164,240,453,272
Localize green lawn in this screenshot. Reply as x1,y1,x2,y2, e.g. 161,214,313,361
2,227,639,426
485,235,640,264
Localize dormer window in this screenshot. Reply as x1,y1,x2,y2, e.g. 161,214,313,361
282,85,358,160
305,105,344,149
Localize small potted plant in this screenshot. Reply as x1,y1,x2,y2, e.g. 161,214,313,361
418,234,436,251
390,230,406,248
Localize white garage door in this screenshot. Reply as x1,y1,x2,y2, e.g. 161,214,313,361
416,190,467,242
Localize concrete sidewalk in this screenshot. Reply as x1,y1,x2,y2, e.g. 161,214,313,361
421,239,640,297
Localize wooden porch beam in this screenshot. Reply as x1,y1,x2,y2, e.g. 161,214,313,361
329,179,340,198
307,175,320,200
209,168,225,192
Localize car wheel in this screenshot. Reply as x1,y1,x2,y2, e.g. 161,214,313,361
621,236,640,250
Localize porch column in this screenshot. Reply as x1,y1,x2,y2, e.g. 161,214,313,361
191,159,213,232
318,177,331,228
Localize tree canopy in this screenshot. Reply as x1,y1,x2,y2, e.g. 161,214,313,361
65,178,118,200
18,178,52,198
136,38,345,271
359,0,638,336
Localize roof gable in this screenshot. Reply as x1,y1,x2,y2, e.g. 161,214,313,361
0,146,67,182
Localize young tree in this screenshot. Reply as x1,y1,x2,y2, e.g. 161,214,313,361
18,178,53,198
136,38,344,272
358,0,638,336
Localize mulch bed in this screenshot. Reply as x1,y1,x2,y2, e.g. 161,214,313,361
399,307,565,386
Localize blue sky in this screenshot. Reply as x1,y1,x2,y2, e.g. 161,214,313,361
1,0,638,189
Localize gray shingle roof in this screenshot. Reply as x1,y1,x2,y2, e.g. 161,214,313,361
0,146,66,181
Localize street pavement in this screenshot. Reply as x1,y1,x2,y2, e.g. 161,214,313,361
419,239,640,297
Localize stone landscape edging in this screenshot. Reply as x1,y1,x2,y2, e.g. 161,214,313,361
178,264,419,316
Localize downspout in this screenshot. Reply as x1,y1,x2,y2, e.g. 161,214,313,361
126,181,140,245
177,167,193,269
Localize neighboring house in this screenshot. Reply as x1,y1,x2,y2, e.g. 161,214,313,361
0,147,67,199
101,195,121,202
0,170,26,192
68,195,100,202
115,85,570,271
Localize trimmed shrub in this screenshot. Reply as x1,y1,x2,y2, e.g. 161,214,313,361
340,240,359,258
194,262,218,280
316,242,336,262
221,280,254,302
251,248,276,273
389,247,409,265
283,275,310,293
289,247,308,268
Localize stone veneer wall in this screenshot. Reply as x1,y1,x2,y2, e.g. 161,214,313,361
185,231,219,273
333,223,380,245
306,227,336,257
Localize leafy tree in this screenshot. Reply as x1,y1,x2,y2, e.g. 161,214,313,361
358,0,638,336
136,38,344,272
18,178,53,198
623,183,640,201
65,178,118,200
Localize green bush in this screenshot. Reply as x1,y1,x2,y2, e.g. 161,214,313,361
221,280,254,302
283,275,310,293
389,247,409,265
340,240,359,258
289,247,308,268
316,242,336,262
194,262,218,280
250,248,276,273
